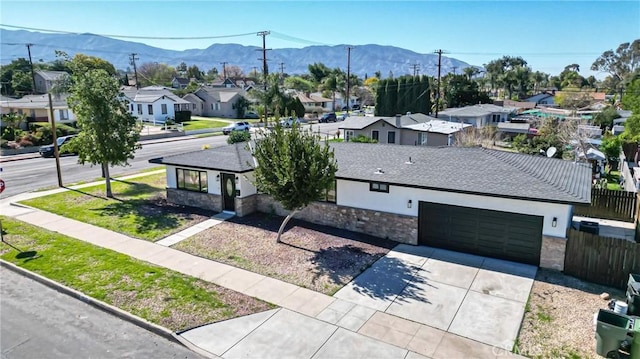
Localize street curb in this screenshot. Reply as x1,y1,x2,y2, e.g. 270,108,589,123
0,260,179,345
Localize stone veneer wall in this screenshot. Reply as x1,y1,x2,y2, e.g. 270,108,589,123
540,235,567,271
235,195,257,217
255,194,418,244
167,188,222,212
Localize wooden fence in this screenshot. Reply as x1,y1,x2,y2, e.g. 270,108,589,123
564,229,640,288
573,188,638,222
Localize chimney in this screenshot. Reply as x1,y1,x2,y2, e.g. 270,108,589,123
395,114,402,128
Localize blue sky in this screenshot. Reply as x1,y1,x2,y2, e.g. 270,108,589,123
1,0,639,78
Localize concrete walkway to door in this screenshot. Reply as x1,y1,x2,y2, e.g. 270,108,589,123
334,244,537,350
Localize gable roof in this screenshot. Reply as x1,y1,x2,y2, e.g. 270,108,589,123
340,113,438,130
151,142,592,204
35,70,69,81
195,87,245,102
0,93,70,109
296,93,332,104
440,104,517,117
172,77,190,85
120,88,189,104
404,120,471,134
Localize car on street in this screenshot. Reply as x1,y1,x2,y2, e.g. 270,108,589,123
222,121,251,135
319,112,337,123
337,113,349,121
244,111,259,119
279,117,302,127
39,135,77,158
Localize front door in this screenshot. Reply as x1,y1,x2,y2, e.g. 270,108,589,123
221,173,236,212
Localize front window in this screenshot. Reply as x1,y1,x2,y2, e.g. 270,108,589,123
371,130,379,142
137,104,142,115
176,168,208,192
345,130,355,141
418,133,427,145
388,131,396,144
370,182,389,193
162,104,168,114
148,105,153,115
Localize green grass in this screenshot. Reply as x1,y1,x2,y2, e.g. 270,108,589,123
0,217,273,332
19,173,198,241
181,119,229,130
605,170,622,191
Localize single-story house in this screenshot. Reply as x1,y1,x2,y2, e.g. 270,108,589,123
34,70,69,94
497,122,532,136
339,113,471,146
525,92,556,105
0,93,75,123
493,100,537,112
150,142,592,270
332,93,359,110
171,77,190,89
184,87,246,118
439,104,518,128
211,78,237,88
119,87,191,124
296,93,333,112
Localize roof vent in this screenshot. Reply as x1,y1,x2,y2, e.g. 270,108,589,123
405,157,414,165
374,168,385,174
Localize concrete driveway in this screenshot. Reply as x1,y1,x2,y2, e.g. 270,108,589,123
334,244,537,350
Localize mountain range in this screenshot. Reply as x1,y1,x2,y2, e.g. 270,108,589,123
1,29,473,78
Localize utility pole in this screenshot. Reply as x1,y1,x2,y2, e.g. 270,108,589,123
48,93,63,187
252,66,258,78
452,66,458,75
279,62,285,77
434,49,446,118
129,53,139,89
220,62,228,79
346,46,353,114
256,31,271,123
410,63,420,78
26,44,36,94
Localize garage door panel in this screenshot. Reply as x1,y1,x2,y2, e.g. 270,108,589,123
419,202,542,266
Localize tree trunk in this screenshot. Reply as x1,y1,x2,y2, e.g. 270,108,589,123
103,163,113,198
276,209,298,243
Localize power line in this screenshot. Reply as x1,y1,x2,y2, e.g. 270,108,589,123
0,23,257,41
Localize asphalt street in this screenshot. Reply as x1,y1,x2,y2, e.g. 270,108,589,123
0,267,204,359
0,122,344,198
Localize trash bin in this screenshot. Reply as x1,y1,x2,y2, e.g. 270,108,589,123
580,221,600,235
629,274,640,316
595,309,631,357
631,319,640,359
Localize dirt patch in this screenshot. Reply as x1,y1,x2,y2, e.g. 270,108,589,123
173,213,397,295
517,269,626,358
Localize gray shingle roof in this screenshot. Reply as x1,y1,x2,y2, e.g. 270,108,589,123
440,104,517,117
35,70,69,81
151,142,592,204
340,113,437,130
150,143,255,173
330,143,591,204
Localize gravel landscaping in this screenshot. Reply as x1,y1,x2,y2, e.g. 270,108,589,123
173,213,398,295
517,269,627,359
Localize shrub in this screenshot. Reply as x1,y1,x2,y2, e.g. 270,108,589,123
18,138,33,147
0,139,8,148
227,130,251,144
350,135,377,143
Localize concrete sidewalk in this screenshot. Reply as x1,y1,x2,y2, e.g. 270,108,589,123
1,183,526,358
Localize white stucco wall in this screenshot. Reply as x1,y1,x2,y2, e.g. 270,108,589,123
238,172,257,198
165,165,221,195
336,179,572,238
166,166,177,188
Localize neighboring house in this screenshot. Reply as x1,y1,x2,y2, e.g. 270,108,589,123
493,100,537,111
524,92,556,105
119,88,191,124
497,122,532,137
235,79,255,90
0,93,75,123
186,87,246,118
34,70,69,94
171,77,190,89
332,92,359,110
211,78,237,88
182,93,205,116
150,141,591,270
439,104,518,128
297,93,333,112
340,113,470,146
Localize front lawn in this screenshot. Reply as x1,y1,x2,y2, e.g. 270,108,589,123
0,217,273,332
181,119,230,130
20,173,211,241
173,213,397,295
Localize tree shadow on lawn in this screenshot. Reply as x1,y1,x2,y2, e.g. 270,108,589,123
96,197,214,236
105,180,163,198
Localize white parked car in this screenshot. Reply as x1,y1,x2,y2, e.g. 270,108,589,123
279,117,302,127
222,121,251,135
